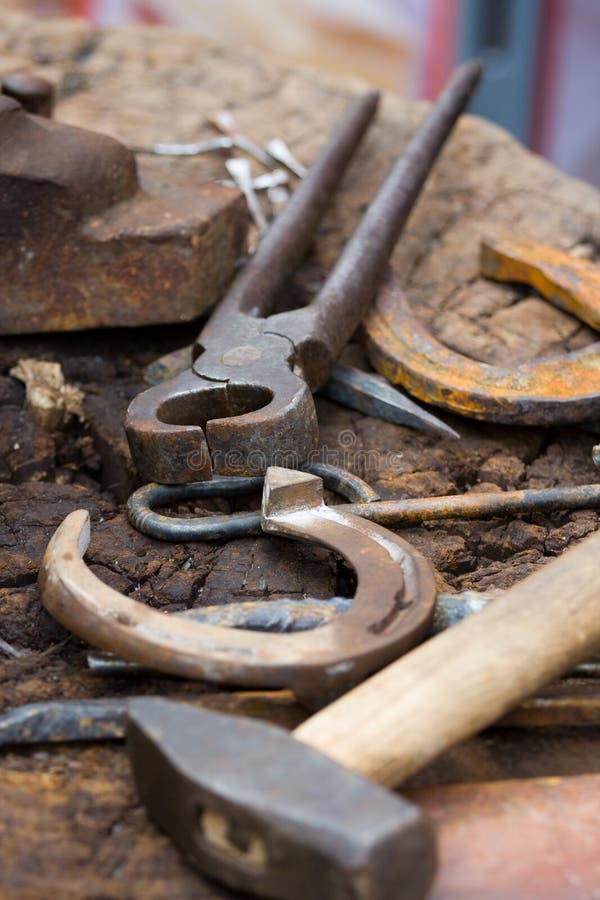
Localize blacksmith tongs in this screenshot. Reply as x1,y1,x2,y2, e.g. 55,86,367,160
126,61,481,482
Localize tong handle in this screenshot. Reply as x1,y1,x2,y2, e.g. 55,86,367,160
212,90,379,322
295,527,600,788
278,60,482,388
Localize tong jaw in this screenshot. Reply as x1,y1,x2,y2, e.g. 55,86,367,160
126,325,318,483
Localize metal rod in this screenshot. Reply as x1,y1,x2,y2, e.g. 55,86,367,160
340,484,600,526
309,60,482,369
128,479,600,542
212,90,380,318
127,463,378,541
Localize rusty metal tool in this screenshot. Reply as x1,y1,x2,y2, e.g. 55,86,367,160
125,61,482,483
128,461,379,541
144,342,461,439
364,237,600,425
0,77,247,335
128,697,436,900
127,529,600,899
0,697,133,744
498,682,600,728
481,234,600,330
127,444,600,541
0,692,303,746
39,467,436,708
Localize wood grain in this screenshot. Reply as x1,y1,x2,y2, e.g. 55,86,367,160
296,528,600,786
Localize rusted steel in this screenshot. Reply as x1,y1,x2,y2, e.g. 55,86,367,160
127,454,600,541
86,592,597,683
2,681,598,748
128,534,600,900
343,481,600,527
0,93,247,335
481,234,600,331
39,467,436,708
0,698,129,744
364,274,600,425
125,62,482,483
1,72,54,117
498,683,600,728
320,364,461,438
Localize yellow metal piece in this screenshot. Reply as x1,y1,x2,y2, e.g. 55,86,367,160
481,235,600,331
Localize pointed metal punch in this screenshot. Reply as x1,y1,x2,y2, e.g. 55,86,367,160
125,62,481,483
321,364,460,439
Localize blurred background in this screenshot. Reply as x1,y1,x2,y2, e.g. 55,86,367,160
7,0,600,186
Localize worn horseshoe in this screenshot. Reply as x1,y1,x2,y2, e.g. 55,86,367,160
39,467,436,707
364,239,600,425
480,235,600,331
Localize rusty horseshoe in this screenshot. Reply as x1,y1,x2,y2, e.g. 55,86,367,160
38,467,435,707
364,237,600,425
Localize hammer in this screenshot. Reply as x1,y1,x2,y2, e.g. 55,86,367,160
127,528,600,899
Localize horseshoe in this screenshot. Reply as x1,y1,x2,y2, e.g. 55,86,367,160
38,467,435,708
364,237,600,425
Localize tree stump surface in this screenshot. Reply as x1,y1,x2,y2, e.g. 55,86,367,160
1,13,600,898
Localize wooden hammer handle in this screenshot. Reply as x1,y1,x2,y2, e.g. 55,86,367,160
294,529,600,788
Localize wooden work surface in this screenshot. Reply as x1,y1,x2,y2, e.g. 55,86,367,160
1,14,600,899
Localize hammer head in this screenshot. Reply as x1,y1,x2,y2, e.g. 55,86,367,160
127,699,436,900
